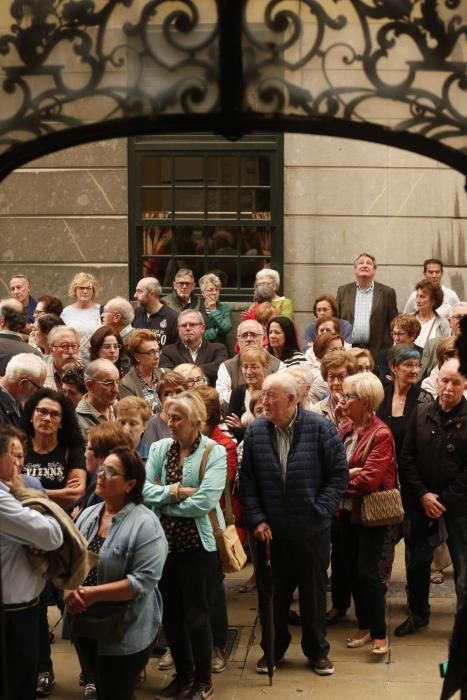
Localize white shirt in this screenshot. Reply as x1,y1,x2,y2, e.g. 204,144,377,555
404,285,460,318
216,358,287,405
0,482,63,604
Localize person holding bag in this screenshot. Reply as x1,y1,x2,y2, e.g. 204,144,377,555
337,372,398,656
65,447,168,700
143,391,227,700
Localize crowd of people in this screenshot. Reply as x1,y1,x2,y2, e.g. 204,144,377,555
1,255,466,700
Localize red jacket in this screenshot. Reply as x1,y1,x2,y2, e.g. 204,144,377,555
339,415,397,523
209,425,245,542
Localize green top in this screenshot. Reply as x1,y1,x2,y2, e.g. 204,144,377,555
204,301,232,346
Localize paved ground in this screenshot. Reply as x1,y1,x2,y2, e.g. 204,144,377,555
47,542,460,699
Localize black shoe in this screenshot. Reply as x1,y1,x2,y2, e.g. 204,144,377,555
36,670,55,697
155,675,194,700
309,656,334,676
288,609,301,626
394,614,429,637
186,682,214,700
255,655,283,674
326,608,347,626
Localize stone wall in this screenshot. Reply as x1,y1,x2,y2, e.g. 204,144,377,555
0,139,129,302
284,134,467,341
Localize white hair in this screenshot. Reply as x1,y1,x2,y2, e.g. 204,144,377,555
178,309,205,325
5,353,47,382
106,297,135,325
256,268,280,289
48,325,78,346
84,358,118,381
263,372,300,402
287,364,313,387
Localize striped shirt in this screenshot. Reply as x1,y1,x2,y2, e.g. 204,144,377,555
352,282,374,344
274,408,298,482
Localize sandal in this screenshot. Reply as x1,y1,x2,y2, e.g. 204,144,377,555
430,571,445,585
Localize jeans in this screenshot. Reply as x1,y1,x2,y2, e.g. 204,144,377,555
73,636,151,700
407,510,467,619
159,549,219,683
256,529,330,662
4,602,40,700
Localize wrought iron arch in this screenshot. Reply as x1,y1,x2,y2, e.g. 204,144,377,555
0,0,465,182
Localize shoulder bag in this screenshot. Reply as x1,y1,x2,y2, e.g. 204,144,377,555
199,444,247,574
70,601,127,642
357,427,405,527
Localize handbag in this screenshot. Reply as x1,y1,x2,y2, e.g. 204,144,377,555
357,427,405,527
70,602,127,642
199,444,247,574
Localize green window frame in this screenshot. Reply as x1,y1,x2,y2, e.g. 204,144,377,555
128,133,283,301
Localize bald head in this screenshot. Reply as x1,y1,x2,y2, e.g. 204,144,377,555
237,319,264,350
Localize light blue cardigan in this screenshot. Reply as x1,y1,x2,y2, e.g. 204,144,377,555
143,435,227,552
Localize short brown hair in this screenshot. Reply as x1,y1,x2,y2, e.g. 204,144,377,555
390,313,421,339
415,279,443,310
115,396,152,424
87,422,133,459
316,316,340,334
194,385,221,432
436,336,458,368
313,295,338,317
158,370,187,394
313,333,344,361
125,328,159,362
320,350,357,380
346,347,375,371
255,302,279,327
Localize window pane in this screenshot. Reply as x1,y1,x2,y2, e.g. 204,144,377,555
174,226,202,255
143,225,173,256
239,156,271,186
207,157,238,186
207,189,238,218
240,227,270,256
143,156,172,186
239,257,271,288
174,189,204,218
240,189,271,217
142,189,172,216
174,157,204,184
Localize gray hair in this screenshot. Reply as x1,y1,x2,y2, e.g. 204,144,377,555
137,277,162,298
0,298,23,315
5,353,47,382
175,268,195,281
450,302,467,317
254,283,275,303
47,325,79,347
263,372,300,402
287,365,313,387
84,358,118,381
256,268,280,289
178,309,205,326
199,273,221,292
106,296,135,325
237,319,264,337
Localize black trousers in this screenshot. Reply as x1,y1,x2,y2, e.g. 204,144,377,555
4,602,40,700
209,566,228,650
344,517,388,639
330,515,352,612
256,530,330,662
159,549,219,683
407,510,467,620
73,636,151,700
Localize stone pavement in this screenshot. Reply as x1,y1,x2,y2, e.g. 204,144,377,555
48,543,459,700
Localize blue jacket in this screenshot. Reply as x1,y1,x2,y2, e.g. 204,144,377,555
143,435,227,552
240,408,348,539
75,502,168,656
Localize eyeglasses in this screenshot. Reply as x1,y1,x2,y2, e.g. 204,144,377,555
238,331,263,339
175,281,194,287
33,309,45,317
392,331,408,337
135,349,160,356
186,377,207,386
96,465,125,479
328,373,348,382
53,343,79,352
101,343,121,350
93,379,119,387
450,314,467,321
398,361,420,370
35,406,62,420
340,393,359,403
27,378,43,391
77,286,93,291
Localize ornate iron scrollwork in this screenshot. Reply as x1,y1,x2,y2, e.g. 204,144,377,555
0,0,465,181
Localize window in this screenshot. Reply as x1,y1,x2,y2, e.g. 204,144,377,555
128,134,283,300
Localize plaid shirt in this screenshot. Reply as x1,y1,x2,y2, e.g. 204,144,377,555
352,282,374,344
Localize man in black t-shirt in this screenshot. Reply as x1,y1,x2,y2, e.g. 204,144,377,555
133,276,179,348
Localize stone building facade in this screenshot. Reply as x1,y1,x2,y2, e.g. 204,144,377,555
0,134,465,343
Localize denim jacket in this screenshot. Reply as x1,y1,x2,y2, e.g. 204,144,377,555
143,435,227,552
75,501,168,656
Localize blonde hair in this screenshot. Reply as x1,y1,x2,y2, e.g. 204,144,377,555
115,396,152,423
342,372,384,412
239,345,269,368
346,347,375,371
68,272,100,300
175,363,206,381
163,391,207,430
